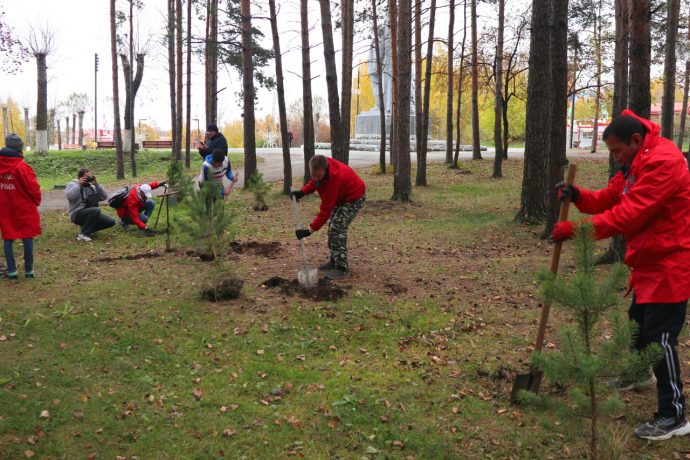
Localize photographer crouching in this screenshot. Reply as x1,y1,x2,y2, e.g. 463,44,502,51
65,168,115,242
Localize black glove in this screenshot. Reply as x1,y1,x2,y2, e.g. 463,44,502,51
295,229,311,240
555,181,580,203
143,228,158,237
290,190,305,202
157,181,167,189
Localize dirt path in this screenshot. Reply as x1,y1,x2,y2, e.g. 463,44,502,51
38,147,600,213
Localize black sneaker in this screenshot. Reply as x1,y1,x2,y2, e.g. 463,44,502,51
25,273,34,279
325,268,347,280
7,273,18,280
319,260,335,270
634,415,690,440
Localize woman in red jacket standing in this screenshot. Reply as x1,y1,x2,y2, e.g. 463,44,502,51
0,135,42,280
554,112,690,440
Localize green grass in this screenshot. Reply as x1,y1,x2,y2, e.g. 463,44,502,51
24,149,246,190
0,158,685,458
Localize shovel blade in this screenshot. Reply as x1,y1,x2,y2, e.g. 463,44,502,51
297,268,319,288
509,370,543,404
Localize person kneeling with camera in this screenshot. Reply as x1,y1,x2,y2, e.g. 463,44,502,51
65,168,116,242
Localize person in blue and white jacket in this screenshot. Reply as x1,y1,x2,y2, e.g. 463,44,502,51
199,148,239,196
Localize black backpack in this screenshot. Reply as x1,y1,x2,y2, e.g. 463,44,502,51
108,186,132,209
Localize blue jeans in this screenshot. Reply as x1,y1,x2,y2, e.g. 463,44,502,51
121,200,155,226
4,238,34,275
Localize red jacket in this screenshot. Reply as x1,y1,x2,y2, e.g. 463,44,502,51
576,110,690,303
0,148,41,240
116,182,160,229
301,158,366,231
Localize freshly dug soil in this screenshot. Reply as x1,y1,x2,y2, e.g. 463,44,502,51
201,277,244,301
260,276,347,301
96,251,166,262
229,241,282,258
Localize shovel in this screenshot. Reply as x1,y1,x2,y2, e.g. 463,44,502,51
290,194,319,288
510,163,577,403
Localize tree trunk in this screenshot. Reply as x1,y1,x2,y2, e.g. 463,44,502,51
241,0,257,182
185,0,192,168
492,0,505,178
373,0,387,174
121,54,133,155
168,0,178,160
129,0,135,159
414,0,423,170
110,0,124,178
205,0,219,126
318,0,343,162
470,0,481,160
78,111,84,146
389,0,398,168
23,107,30,148
72,113,76,144
417,0,436,186
590,2,602,154
453,0,468,168
340,0,354,164
661,0,680,140
56,118,62,150
629,0,651,118
35,53,48,154
445,0,455,165
65,116,70,146
175,0,184,161
268,0,293,194
2,107,7,139
48,108,54,150
301,0,315,184
544,0,569,236
517,0,552,223
392,0,412,202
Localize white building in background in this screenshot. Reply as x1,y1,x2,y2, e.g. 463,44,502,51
567,120,610,149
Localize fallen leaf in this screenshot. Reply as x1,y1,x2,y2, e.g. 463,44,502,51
222,429,236,437
87,453,97,460
39,410,49,418
27,435,38,445
296,355,306,361
496,408,508,415
366,446,379,454
256,349,265,355
230,404,239,411
261,324,269,333
392,440,405,448
73,409,84,419
24,450,34,458
52,399,60,405
0,335,6,341
193,388,203,400
220,406,228,413
59,342,66,349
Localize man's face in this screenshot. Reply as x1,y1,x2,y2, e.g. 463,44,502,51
311,168,326,181
604,133,643,166
207,130,217,139
212,161,223,168
138,190,147,201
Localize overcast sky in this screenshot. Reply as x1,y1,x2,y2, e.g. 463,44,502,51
0,0,513,131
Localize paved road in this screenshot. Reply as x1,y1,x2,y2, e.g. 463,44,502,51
38,146,602,213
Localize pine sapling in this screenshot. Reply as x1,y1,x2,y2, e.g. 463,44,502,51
166,159,193,200
175,180,234,260
247,171,271,211
520,224,660,459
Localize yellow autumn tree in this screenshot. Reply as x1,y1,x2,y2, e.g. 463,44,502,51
0,98,27,148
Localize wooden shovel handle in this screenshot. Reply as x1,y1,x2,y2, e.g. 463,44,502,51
533,164,577,353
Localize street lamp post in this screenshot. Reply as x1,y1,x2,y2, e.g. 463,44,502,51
138,118,147,145
192,118,199,144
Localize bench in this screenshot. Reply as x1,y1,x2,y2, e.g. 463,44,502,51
96,141,116,149
143,140,173,149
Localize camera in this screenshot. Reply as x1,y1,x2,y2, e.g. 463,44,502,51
86,176,95,183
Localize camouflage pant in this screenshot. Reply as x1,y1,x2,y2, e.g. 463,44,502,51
327,195,366,271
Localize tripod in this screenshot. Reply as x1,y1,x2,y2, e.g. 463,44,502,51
153,185,179,252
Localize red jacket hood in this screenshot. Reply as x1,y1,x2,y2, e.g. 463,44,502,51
0,148,24,174
620,109,661,152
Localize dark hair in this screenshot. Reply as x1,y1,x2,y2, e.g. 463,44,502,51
309,154,329,171
211,149,225,164
77,168,90,178
602,115,647,144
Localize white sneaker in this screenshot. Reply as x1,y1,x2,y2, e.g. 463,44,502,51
77,233,92,242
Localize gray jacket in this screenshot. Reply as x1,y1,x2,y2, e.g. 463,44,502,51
65,180,108,221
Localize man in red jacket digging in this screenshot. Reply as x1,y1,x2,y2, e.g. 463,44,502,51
554,111,690,441
290,155,366,280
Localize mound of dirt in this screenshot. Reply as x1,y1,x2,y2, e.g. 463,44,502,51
260,276,347,301
201,277,244,301
96,251,166,262
229,241,282,258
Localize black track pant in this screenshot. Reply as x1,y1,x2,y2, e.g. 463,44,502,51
629,297,688,419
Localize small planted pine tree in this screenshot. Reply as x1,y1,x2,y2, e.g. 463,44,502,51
175,180,234,261
520,224,660,459
166,159,194,200
246,171,271,211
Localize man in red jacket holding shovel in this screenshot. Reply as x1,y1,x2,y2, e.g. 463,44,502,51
553,110,690,440
291,155,366,280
